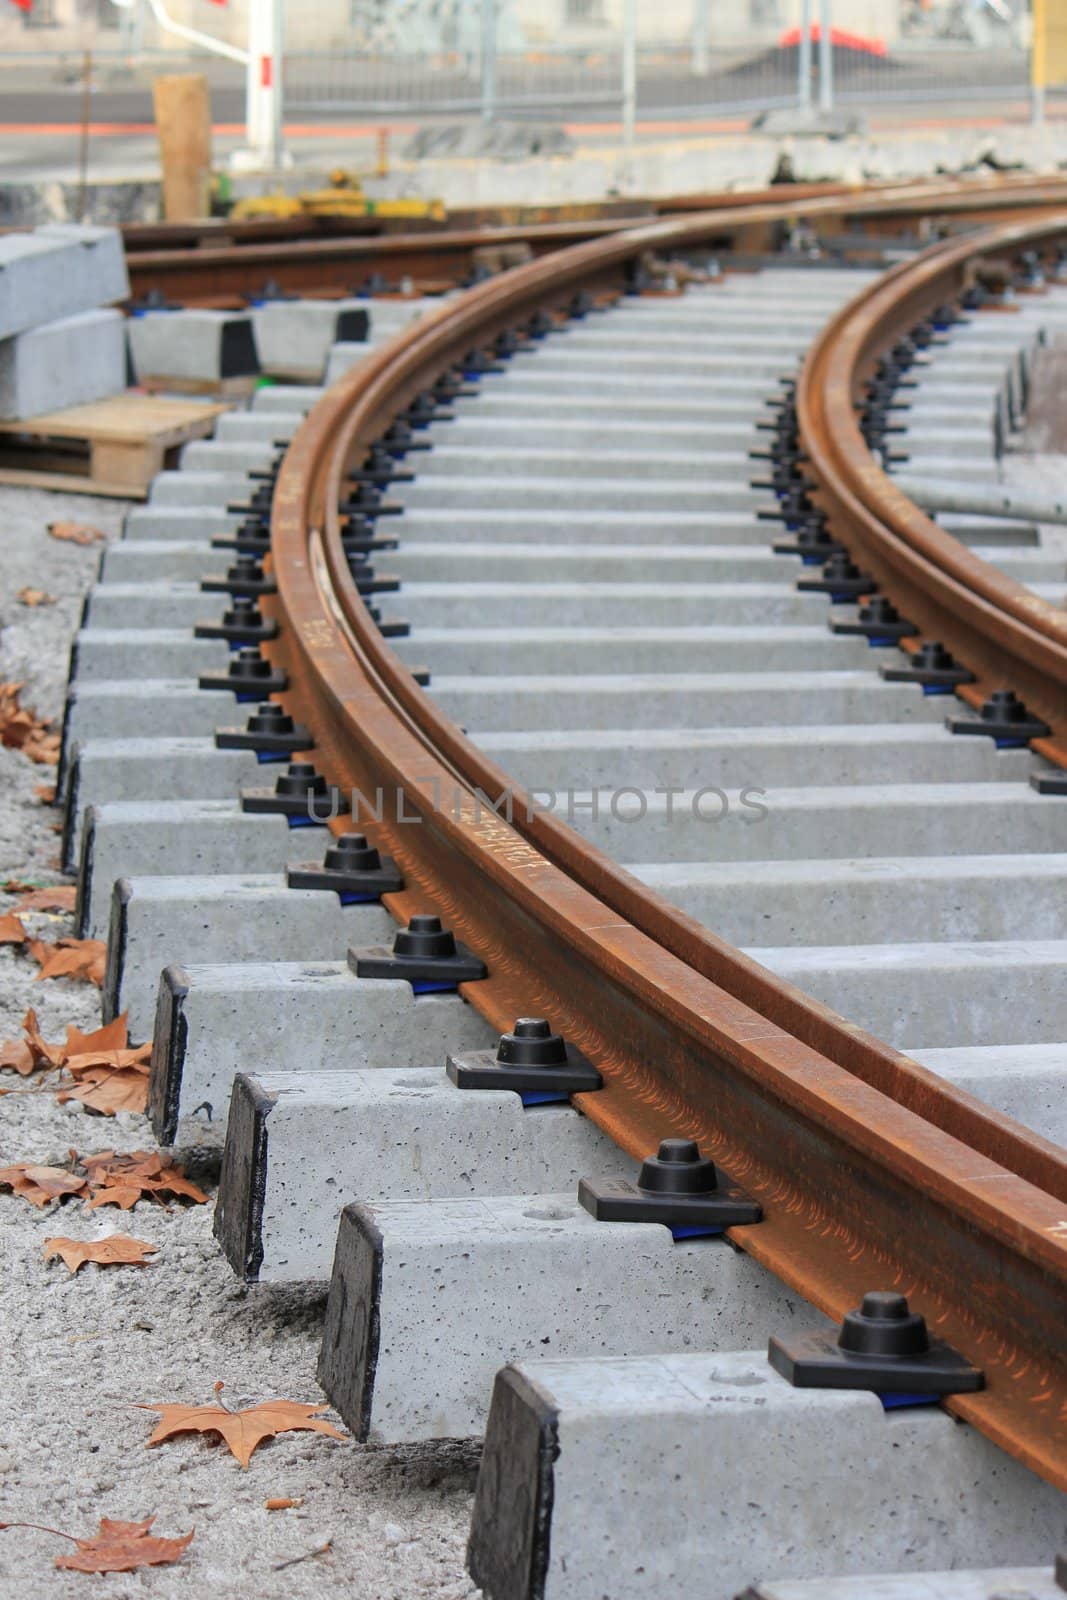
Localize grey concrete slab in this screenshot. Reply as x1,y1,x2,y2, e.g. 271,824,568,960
0,307,125,419
220,1069,624,1284
148,470,254,507
400,583,831,629
122,506,243,542
98,542,232,584
911,1043,1067,1145
405,446,758,486
748,1569,1060,1600
398,626,869,677
474,723,1029,791
319,1196,802,1443
179,440,277,474
391,543,802,582
127,308,259,384
391,474,764,514
559,782,1062,865
78,800,293,937
467,1350,1067,1600
151,963,494,1144
252,298,371,380
84,586,222,630
64,680,239,758
71,630,226,682
62,737,256,871
754,938,1067,1047
388,507,777,545
436,414,760,452
0,223,127,338
213,410,303,445
430,671,943,734
105,875,395,1039
251,384,323,413
636,854,1067,947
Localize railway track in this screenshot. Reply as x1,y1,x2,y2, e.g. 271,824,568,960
58,181,1067,1597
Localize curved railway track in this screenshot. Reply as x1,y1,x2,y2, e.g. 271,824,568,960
59,179,1067,1598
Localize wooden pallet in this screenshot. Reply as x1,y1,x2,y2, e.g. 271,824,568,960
0,392,233,500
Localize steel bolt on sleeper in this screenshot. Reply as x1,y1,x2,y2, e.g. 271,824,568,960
447,1017,602,1105
288,831,404,901
579,1138,762,1238
344,561,401,596
338,485,403,519
880,639,975,694
364,602,410,639
195,597,278,645
215,702,312,760
947,689,1052,747
797,555,877,601
768,1290,983,1407
241,760,346,825
199,646,287,700
772,523,846,562
350,914,487,992
201,557,277,598
212,518,272,556
830,597,918,645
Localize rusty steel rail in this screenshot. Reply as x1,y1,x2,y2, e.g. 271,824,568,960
125,175,1067,305
262,188,1067,1490
797,218,1067,764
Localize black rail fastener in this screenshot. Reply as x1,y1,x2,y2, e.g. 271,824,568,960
347,564,402,596
338,484,403,518
772,524,846,563
211,530,271,556
215,702,313,758
830,597,919,643
350,914,487,992
526,308,556,338
201,556,277,598
947,689,1051,746
1031,770,1067,795
796,555,877,600
241,761,346,825
199,646,287,700
768,1291,984,1403
880,640,974,691
578,1138,762,1237
288,832,404,901
195,597,278,645
447,1017,602,1105
365,603,410,639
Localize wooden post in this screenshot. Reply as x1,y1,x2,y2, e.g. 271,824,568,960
152,74,213,221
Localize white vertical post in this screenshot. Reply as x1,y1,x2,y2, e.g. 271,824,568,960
691,0,709,77
798,0,812,110
481,0,497,123
622,0,637,160
817,0,833,111
245,0,285,169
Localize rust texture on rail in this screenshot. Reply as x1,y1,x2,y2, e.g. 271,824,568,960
261,189,1067,1488
797,218,1067,762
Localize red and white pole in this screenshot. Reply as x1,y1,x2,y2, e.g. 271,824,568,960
243,0,285,170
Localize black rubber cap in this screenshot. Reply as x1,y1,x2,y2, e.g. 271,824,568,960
393,915,456,960
223,598,265,628
638,1139,719,1197
837,1292,929,1357
324,833,381,872
229,557,266,583
980,689,1032,725
912,641,956,672
229,649,274,682
496,1018,568,1069
274,762,328,799
247,703,293,733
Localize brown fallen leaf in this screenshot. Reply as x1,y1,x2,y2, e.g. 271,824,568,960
0,681,59,766
44,1234,158,1275
0,1163,87,1208
47,521,107,547
31,937,107,987
35,784,57,805
81,1149,208,1209
0,912,26,945
0,1038,35,1076
23,1007,68,1069
0,1515,193,1575
11,885,76,914
143,1389,347,1469
58,1064,149,1116
16,587,57,607
265,1497,303,1511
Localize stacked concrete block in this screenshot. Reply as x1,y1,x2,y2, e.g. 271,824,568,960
126,308,260,387
250,297,370,381
0,223,130,419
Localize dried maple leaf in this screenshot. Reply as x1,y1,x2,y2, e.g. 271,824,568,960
0,912,26,945
81,1150,208,1209
0,682,58,766
16,587,57,607
0,1515,193,1574
143,1390,347,1469
35,784,57,805
11,885,76,913
0,1038,35,1076
58,1065,149,1116
0,1008,65,1077
31,937,107,987
47,521,107,547
63,1014,130,1057
43,1235,158,1275
0,1163,87,1208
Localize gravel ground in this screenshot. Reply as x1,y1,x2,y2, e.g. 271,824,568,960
0,487,482,1599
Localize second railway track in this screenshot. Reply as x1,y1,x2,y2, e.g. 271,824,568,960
58,183,1067,1598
